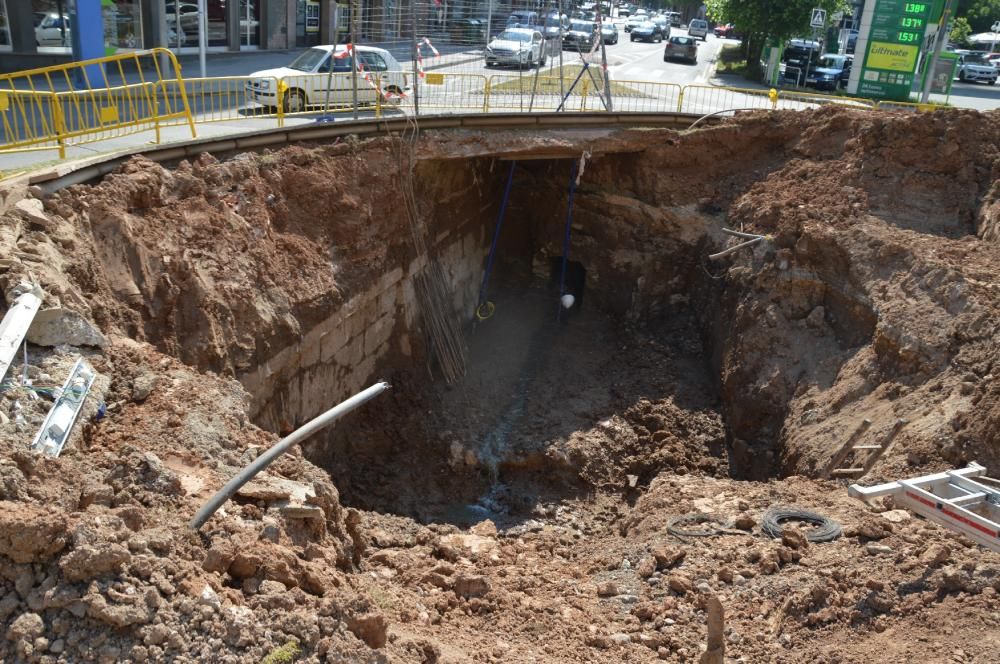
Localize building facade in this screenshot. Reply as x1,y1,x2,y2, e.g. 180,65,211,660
0,0,538,69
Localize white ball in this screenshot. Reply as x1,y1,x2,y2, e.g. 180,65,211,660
561,294,575,309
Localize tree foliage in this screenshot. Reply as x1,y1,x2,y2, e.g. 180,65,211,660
951,16,973,45
705,0,851,43
957,0,1000,34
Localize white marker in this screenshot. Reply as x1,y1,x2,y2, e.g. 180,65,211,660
561,294,575,309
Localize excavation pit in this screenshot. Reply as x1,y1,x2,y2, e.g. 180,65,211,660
4,108,1000,663
28,110,1000,521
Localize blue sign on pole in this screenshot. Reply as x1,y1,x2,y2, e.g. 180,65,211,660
72,0,106,86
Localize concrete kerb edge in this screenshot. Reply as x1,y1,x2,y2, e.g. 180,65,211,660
1,112,716,194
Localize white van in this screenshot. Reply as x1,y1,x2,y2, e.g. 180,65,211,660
687,18,709,41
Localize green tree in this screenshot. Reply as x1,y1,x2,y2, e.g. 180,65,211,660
951,16,973,45
957,0,1000,33
705,0,850,78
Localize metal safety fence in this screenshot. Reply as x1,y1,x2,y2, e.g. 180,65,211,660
2,58,949,165
0,48,194,159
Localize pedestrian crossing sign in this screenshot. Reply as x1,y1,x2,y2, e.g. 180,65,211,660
811,8,827,28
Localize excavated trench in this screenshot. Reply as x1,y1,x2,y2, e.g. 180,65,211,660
53,110,1000,527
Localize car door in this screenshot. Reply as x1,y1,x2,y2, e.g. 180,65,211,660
357,52,389,102
303,54,352,107
38,16,69,46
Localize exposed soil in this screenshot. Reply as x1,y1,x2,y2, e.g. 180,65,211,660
0,108,999,663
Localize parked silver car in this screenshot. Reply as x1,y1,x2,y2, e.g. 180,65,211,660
958,54,998,85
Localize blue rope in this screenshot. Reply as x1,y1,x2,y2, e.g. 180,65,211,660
476,160,517,316
557,158,578,323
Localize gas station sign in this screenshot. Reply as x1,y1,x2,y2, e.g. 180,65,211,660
852,0,945,100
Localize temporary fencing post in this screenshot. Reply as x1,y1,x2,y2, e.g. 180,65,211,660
483,77,491,113
152,49,196,139
769,88,778,110
677,86,685,113
375,74,382,119
581,77,589,112
150,82,163,145
50,94,66,159
276,81,285,127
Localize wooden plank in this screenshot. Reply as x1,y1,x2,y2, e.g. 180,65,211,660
831,467,865,476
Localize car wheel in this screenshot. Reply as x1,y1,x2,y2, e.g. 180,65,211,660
283,89,306,113
540,54,547,66
959,71,967,82
991,79,997,86
630,35,635,42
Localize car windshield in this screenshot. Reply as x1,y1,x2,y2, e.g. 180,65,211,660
545,14,562,27
571,20,593,31
671,37,694,45
497,30,532,42
639,22,654,28
966,54,989,64
288,48,330,72
818,56,842,68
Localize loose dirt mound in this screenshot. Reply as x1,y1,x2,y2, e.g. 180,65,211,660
0,108,998,663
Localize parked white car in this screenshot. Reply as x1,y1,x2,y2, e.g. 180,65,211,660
485,28,546,68
246,45,408,112
36,12,184,48
35,13,70,46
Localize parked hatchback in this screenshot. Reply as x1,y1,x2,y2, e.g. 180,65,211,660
687,18,709,41
664,35,697,64
246,45,407,113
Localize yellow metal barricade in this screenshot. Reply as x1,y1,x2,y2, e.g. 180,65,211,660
486,73,592,112
407,73,489,114
158,76,283,129
0,48,194,158
678,85,777,115
875,100,943,113
611,80,683,113
775,89,876,111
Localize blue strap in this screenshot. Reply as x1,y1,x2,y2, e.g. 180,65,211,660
557,158,578,322
477,160,516,310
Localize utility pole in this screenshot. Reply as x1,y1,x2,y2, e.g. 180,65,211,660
920,0,957,103
411,0,420,116
351,0,358,119
197,0,208,78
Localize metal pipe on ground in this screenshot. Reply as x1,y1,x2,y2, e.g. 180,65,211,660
189,381,391,530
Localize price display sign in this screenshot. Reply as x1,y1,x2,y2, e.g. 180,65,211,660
858,0,945,100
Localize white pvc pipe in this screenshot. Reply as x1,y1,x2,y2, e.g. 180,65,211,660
190,381,390,529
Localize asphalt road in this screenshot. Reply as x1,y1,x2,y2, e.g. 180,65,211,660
434,21,725,89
